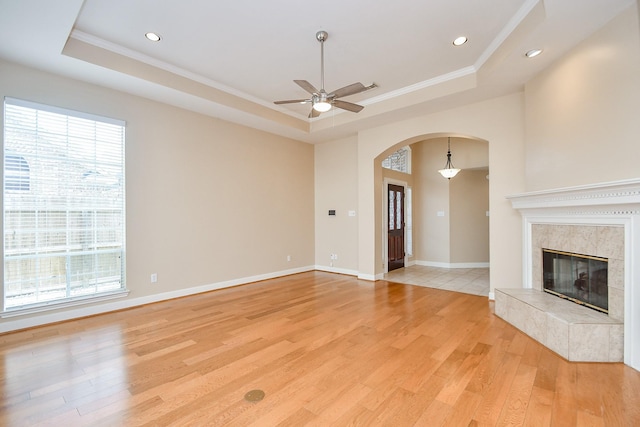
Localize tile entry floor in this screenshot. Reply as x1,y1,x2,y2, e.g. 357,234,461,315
383,265,490,297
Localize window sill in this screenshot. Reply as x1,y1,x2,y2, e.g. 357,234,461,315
1,289,130,318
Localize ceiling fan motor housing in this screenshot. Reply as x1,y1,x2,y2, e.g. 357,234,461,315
314,92,329,103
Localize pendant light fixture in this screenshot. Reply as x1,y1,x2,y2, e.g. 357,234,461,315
438,137,461,179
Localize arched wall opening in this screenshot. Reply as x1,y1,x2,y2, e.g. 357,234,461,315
375,134,489,274
356,93,526,297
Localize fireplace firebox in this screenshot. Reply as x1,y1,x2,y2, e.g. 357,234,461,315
542,249,608,314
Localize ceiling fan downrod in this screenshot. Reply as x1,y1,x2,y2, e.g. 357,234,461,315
316,31,328,92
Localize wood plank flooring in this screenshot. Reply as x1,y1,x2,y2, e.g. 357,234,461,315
1,271,639,426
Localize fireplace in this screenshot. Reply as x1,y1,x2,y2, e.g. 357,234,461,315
501,178,640,370
542,249,608,314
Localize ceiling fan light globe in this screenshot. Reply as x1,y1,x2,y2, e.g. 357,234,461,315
313,101,332,112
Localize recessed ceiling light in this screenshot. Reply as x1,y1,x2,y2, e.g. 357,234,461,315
453,36,468,46
525,48,543,58
145,32,161,42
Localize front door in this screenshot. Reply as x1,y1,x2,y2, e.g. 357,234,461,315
388,184,405,271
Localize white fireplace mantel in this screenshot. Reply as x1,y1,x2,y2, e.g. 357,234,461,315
507,178,640,213
506,178,640,371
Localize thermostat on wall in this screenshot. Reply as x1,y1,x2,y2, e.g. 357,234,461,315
328,210,336,216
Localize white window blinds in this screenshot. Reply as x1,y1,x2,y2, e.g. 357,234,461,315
3,98,126,311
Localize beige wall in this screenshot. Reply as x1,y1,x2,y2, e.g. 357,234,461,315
314,140,419,274
412,140,452,264
314,135,359,273
450,169,490,264
0,60,314,327
524,3,640,191
410,138,489,265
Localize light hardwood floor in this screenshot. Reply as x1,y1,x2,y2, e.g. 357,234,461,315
1,271,639,426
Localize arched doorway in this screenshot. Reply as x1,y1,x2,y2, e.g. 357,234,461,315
375,136,489,289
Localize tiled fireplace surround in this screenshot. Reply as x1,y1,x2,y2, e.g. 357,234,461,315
495,179,640,371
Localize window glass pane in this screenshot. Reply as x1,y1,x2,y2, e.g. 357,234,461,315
4,155,30,191
389,190,395,230
382,146,411,173
406,187,413,256
3,99,126,310
396,192,402,229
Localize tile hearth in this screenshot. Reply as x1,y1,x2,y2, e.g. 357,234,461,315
495,288,623,362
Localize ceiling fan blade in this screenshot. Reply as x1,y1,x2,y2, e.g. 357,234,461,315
274,99,310,105
333,99,364,113
294,80,319,94
308,107,321,118
329,82,368,98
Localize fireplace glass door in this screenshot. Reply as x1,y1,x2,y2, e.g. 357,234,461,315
542,249,608,313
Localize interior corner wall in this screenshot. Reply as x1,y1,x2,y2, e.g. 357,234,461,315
314,135,359,274
0,59,314,330
524,2,640,191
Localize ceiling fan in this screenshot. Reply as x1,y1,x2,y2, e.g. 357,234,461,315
274,30,377,118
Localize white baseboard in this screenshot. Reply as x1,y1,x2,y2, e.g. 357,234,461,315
315,265,359,277
415,260,490,269
0,265,315,334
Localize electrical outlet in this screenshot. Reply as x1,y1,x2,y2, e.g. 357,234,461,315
150,273,157,283
287,255,291,262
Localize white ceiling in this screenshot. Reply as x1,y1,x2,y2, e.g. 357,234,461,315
0,0,634,143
